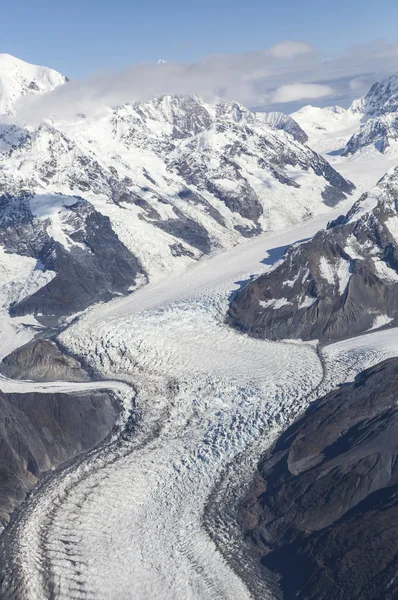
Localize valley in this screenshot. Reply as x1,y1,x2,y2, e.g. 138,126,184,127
1,52,398,600
2,197,398,598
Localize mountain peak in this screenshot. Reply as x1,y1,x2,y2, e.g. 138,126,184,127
0,53,66,115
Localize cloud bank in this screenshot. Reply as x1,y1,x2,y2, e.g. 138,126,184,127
11,38,398,123
269,83,334,103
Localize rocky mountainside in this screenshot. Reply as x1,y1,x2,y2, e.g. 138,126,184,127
0,339,89,382
228,166,398,342
239,357,398,600
0,387,120,526
0,56,355,329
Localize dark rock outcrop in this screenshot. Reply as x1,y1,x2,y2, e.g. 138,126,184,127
0,388,120,526
0,340,89,382
240,357,398,600
227,167,398,342
0,194,145,322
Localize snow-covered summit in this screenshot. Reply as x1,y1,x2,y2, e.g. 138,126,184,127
291,104,362,155
0,84,355,325
351,73,398,117
293,73,398,158
0,53,67,115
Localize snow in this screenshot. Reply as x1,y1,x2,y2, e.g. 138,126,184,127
0,90,359,286
292,102,398,193
373,257,398,282
0,54,66,115
329,149,398,194
0,247,55,360
385,215,398,242
298,296,316,309
258,298,291,309
30,193,80,250
368,315,393,331
291,104,362,155
318,256,351,292
2,198,390,600
336,258,352,293
322,327,398,385
319,256,335,284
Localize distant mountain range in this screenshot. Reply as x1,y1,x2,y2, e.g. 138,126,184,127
0,53,354,328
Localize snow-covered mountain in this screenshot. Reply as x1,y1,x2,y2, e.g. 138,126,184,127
0,56,356,326
0,54,67,115
228,165,398,342
293,73,398,158
291,104,362,155
2,55,398,600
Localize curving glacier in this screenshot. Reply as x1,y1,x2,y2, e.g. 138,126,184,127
1,202,398,600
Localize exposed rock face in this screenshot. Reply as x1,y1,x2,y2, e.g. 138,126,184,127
0,388,120,526
0,193,145,322
240,357,398,600
0,340,89,382
227,166,398,342
344,73,398,155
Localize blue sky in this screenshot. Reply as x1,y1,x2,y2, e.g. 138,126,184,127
3,0,398,78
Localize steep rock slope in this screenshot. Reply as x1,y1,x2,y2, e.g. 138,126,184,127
0,339,89,382
0,388,120,526
0,193,144,323
239,357,398,600
228,166,398,342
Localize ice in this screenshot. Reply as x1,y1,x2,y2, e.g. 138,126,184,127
3,203,398,599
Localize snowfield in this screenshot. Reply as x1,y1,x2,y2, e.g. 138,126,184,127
292,103,398,193
2,202,398,600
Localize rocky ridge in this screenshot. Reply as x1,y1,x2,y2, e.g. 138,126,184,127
240,357,398,600
0,56,356,327
228,166,398,342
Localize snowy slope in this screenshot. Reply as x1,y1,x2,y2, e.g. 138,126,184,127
291,104,361,155
292,74,398,192
0,54,66,115
0,57,356,324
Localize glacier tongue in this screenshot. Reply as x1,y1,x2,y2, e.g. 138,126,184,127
3,201,396,600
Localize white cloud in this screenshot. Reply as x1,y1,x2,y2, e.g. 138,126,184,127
269,83,334,103
267,41,313,59
9,38,398,124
